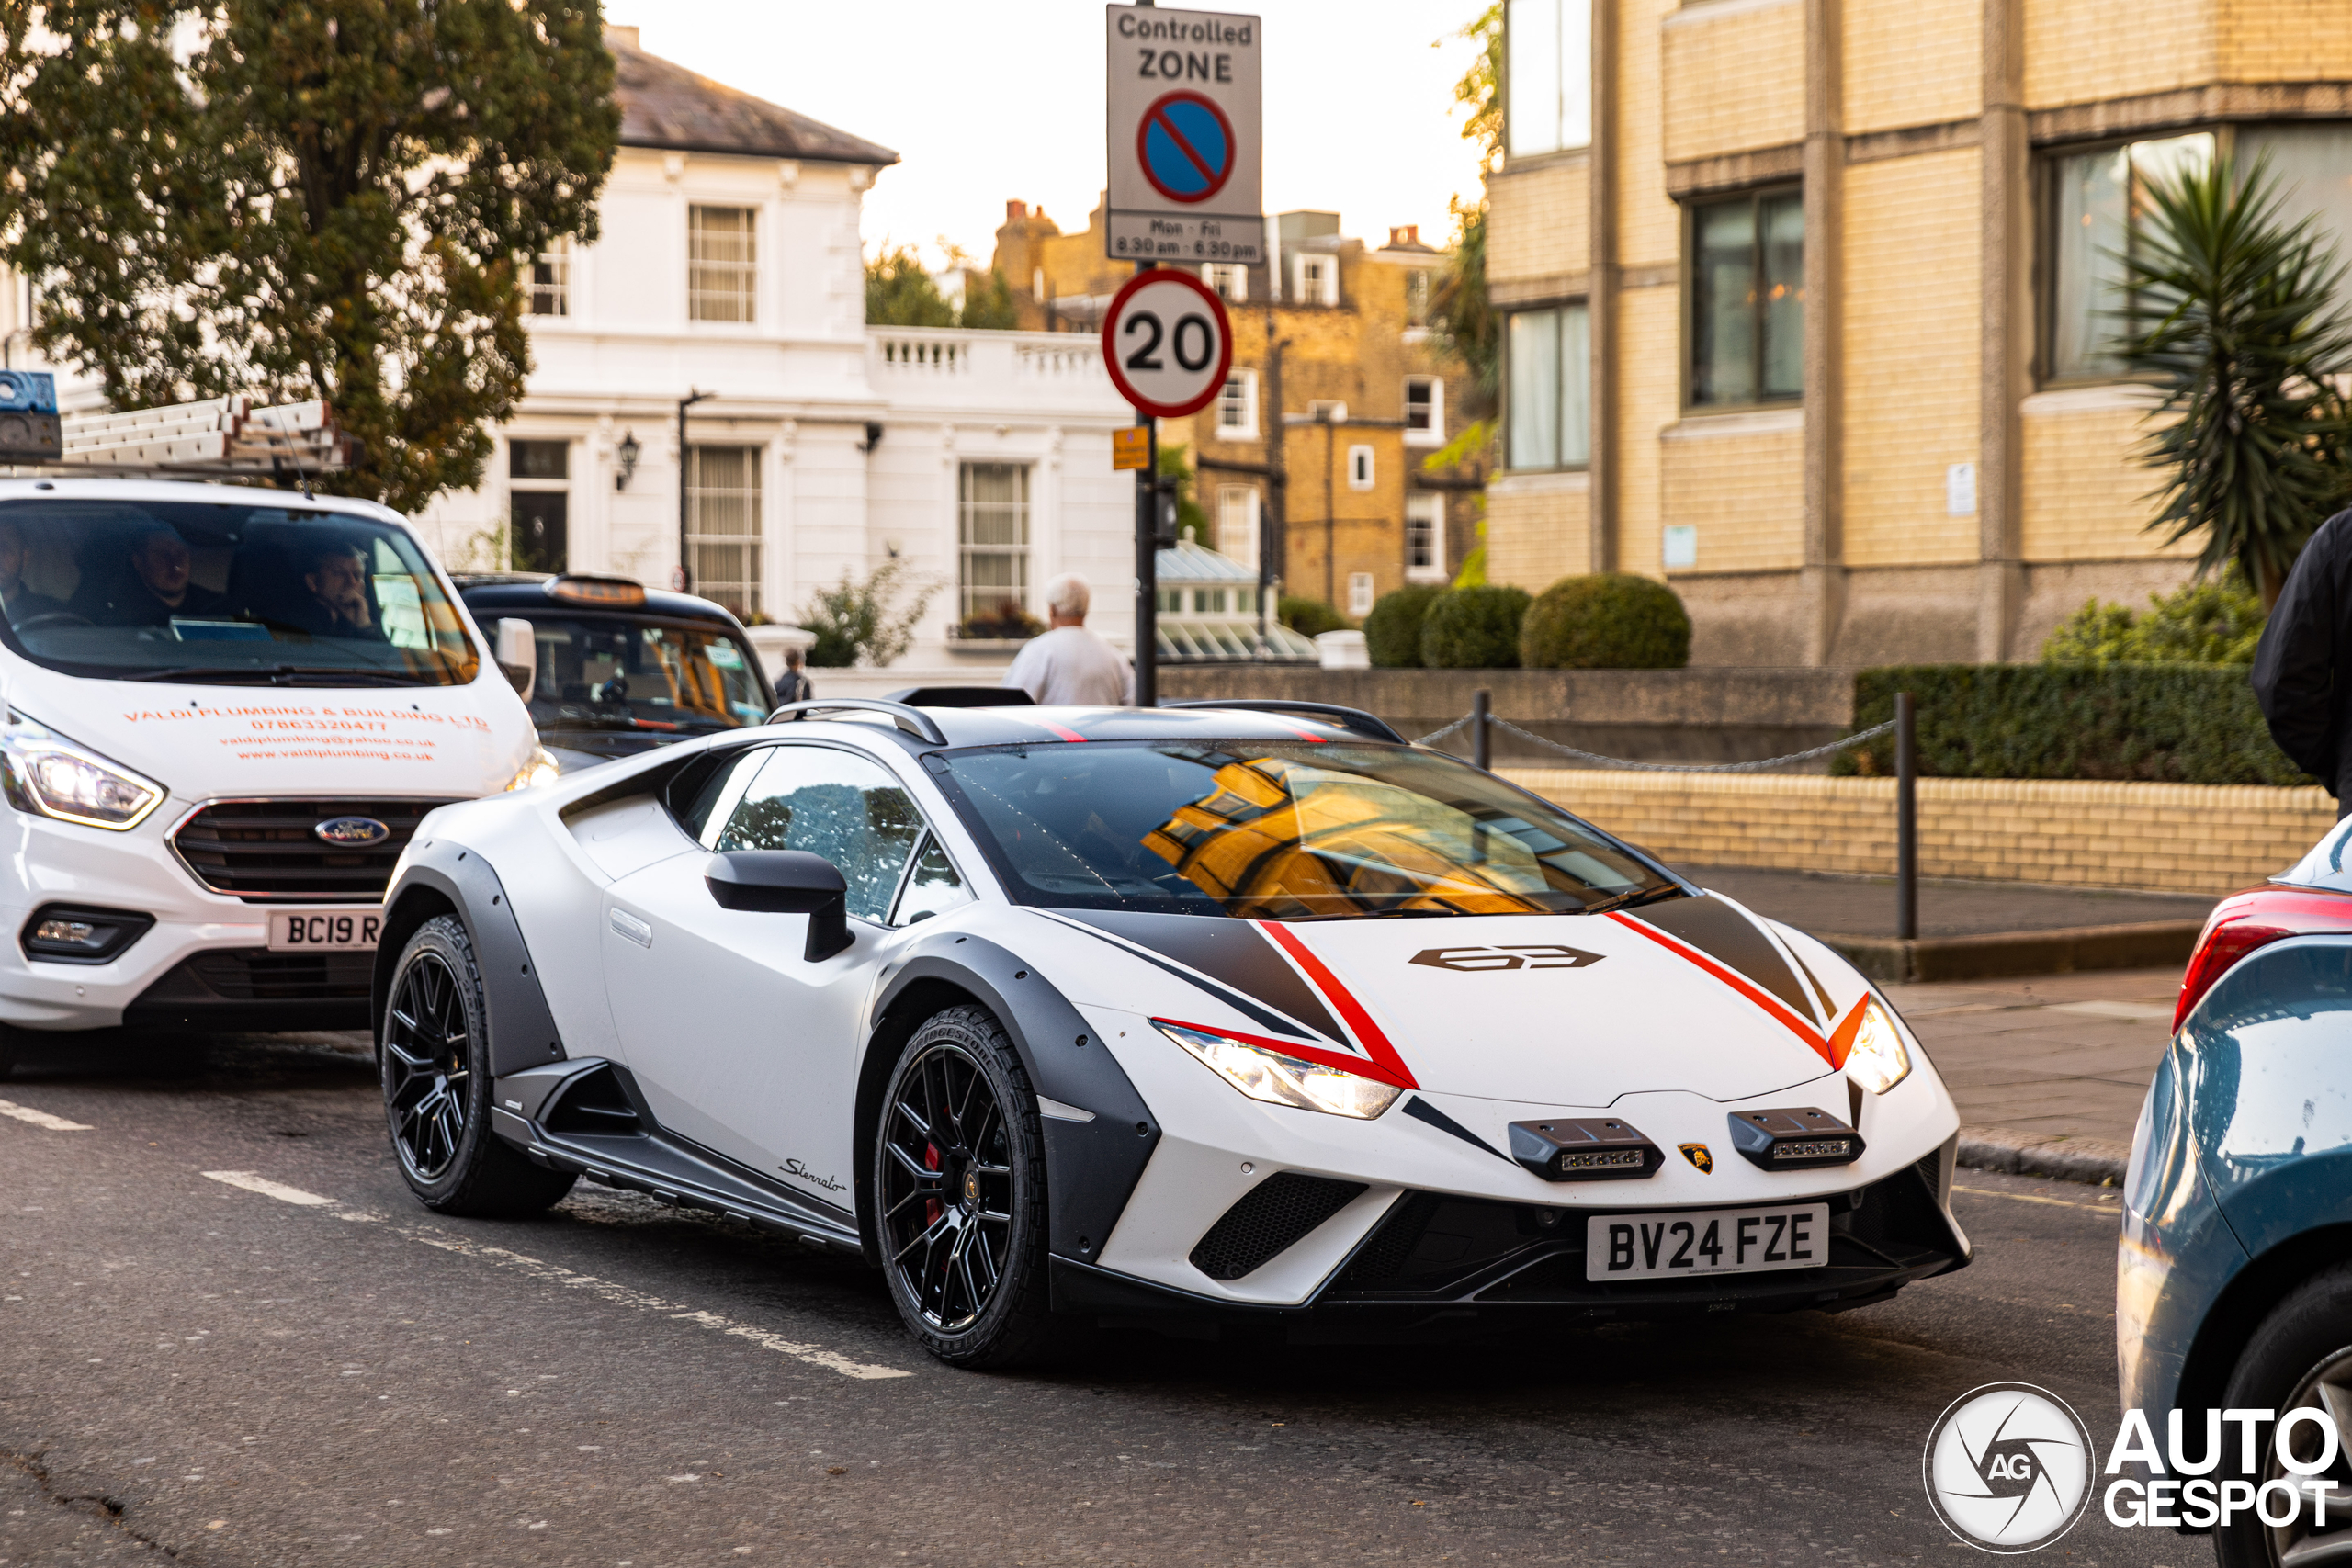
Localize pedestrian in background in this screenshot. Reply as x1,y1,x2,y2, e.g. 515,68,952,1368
775,644,813,706
1005,573,1135,706
2253,505,2352,815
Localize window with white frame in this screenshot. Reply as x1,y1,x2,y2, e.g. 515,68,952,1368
1216,369,1260,438
688,205,758,323
1406,268,1432,327
1405,493,1447,582
685,446,763,615
529,238,571,317
1507,0,1593,159
1293,252,1340,306
1347,572,1376,617
2046,134,2213,380
1204,262,1248,302
1507,302,1591,468
958,462,1031,623
1347,445,1374,491
1404,377,1443,446
1217,485,1261,569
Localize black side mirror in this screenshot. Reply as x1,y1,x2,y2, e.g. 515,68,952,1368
702,850,853,962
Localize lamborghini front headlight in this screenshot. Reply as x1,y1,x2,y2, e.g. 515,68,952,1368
1844,997,1914,1095
1155,1021,1403,1120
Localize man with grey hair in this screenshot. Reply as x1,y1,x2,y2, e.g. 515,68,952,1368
1004,572,1135,706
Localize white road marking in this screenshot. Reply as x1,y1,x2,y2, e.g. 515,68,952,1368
403,1231,911,1381
2046,1000,2174,1021
0,1099,91,1132
1954,1183,2120,1213
201,1171,338,1206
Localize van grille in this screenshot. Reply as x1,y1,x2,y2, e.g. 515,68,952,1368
170,798,456,901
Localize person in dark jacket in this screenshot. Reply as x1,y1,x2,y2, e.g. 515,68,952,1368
773,644,813,705
2252,506,2352,814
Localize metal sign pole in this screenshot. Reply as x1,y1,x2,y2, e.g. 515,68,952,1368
1136,413,1159,708
1895,691,1918,942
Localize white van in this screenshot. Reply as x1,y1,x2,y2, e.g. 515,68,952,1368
0,476,547,1066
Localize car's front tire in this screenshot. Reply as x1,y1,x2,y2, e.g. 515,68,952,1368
2214,1262,2352,1568
381,915,574,1217
874,1004,1057,1368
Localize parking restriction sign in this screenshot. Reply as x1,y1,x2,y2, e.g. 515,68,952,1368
1105,6,1262,265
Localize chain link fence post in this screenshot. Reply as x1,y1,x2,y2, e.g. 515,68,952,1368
1473,688,1490,771
1896,691,1917,942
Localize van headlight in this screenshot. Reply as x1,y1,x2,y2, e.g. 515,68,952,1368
1843,998,1914,1095
0,712,165,830
1154,1020,1403,1120
504,745,561,792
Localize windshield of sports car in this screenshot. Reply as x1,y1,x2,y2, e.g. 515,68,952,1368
0,498,479,685
935,740,1680,919
522,614,772,735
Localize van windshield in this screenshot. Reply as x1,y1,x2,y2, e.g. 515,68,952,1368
0,499,481,686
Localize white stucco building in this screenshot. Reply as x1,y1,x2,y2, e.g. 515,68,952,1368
410,28,1136,670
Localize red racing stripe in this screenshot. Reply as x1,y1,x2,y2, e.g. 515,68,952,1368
1151,1018,1410,1088
1032,718,1087,743
1254,921,1419,1089
1606,910,1838,1070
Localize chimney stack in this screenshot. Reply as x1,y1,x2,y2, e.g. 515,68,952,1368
1006,199,1027,222
1388,225,1421,249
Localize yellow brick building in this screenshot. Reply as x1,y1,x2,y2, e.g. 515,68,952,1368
1487,0,2352,664
990,202,1476,619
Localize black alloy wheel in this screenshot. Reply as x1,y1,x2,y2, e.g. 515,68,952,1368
383,946,469,1182
2217,1263,2352,1568
875,1006,1057,1366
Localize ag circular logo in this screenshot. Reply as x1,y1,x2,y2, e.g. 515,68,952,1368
1923,1383,2094,1552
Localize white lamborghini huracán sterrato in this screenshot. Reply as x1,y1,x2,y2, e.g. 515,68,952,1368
368,695,1970,1366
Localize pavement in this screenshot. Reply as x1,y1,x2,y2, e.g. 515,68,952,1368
0,1033,2167,1565
1674,863,2221,940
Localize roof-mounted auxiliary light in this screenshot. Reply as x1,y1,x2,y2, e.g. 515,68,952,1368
1726,1107,1865,1171
1507,1117,1664,1181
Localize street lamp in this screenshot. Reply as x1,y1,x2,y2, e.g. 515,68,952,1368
614,429,640,491
676,389,713,592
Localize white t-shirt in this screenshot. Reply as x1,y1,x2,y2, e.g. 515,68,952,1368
1005,625,1136,707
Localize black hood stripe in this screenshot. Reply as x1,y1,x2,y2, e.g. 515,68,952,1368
1632,895,1815,1021
1041,912,1325,1041
1400,1096,1510,1163
1051,909,1347,1041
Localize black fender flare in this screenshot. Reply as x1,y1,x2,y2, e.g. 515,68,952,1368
862,932,1160,1269
372,839,567,1077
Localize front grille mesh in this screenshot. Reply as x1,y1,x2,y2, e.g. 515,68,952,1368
1189,1173,1368,1281
173,799,455,900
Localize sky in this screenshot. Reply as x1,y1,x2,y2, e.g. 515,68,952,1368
602,0,1490,269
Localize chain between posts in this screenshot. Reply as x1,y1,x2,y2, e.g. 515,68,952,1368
1410,713,1899,773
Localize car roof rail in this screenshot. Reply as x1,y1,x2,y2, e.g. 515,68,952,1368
766,698,949,746
1158,699,1406,744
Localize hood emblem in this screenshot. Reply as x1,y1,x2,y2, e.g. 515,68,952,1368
1679,1143,1714,1174
313,816,390,848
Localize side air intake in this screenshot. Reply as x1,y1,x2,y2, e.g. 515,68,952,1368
1188,1173,1368,1281
542,1066,645,1136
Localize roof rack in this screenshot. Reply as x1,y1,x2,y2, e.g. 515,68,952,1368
1,375,357,479
1158,699,1406,744
765,698,948,746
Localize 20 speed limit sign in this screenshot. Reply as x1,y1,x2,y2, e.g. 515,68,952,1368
1101,268,1233,420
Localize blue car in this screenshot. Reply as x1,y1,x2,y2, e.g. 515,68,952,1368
2120,818,2352,1566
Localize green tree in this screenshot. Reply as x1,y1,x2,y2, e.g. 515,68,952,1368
865,243,956,328
2041,570,2267,665
1156,442,1209,543
0,0,617,517
1449,3,1503,175
798,557,941,669
2116,153,2352,605
956,269,1019,330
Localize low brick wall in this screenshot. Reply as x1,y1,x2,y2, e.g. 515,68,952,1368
1502,768,2337,895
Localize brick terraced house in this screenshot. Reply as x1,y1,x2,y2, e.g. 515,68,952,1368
1486,0,2352,665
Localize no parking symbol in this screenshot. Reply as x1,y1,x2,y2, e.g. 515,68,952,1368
1137,91,1235,204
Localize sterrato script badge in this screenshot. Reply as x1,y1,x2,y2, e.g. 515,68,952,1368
313,816,390,848
1679,1143,1713,1174
781,1157,847,1194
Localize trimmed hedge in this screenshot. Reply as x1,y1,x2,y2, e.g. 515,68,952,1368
1521,573,1691,669
1279,595,1350,638
1832,664,2312,786
1363,585,1445,667
1420,585,1532,669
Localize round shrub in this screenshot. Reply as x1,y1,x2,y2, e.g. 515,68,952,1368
1520,573,1691,669
1279,595,1350,637
1419,585,1532,669
1363,585,1445,668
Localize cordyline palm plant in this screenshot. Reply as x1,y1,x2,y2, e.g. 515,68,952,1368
2117,153,2352,606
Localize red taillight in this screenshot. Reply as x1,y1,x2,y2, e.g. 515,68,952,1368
2173,885,2352,1032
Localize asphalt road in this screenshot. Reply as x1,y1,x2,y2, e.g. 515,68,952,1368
0,1032,2188,1568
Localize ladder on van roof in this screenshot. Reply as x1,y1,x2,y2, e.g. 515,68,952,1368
0,370,355,478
